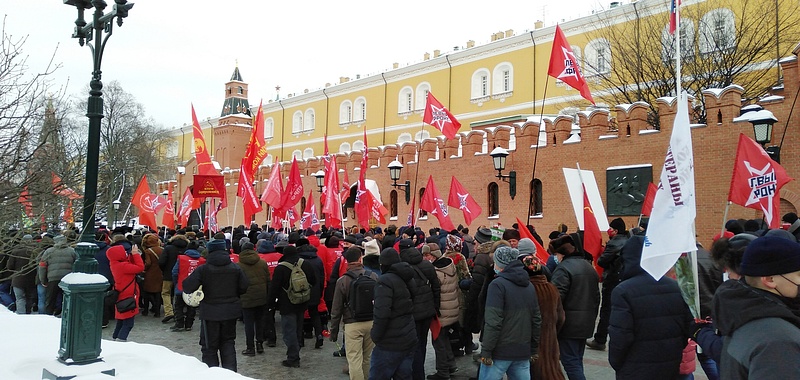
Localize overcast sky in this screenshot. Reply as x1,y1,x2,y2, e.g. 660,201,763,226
4,0,608,130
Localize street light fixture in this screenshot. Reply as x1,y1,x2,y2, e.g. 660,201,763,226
111,199,120,228
490,146,517,199
313,170,325,193
733,105,780,162
387,159,410,204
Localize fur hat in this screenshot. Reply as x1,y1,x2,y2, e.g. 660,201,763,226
550,234,577,256
475,228,493,244
517,238,537,256
501,229,521,241
609,218,626,233
423,243,442,259
363,238,380,256
206,239,227,253
740,236,800,276
494,246,519,269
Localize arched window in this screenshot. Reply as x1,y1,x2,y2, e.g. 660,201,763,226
661,19,696,61
390,190,398,217
303,148,314,159
471,69,490,99
492,63,514,94
418,188,427,218
414,130,431,141
304,109,315,132
292,150,302,160
354,97,367,121
340,100,353,124
352,140,364,152
397,133,413,144
415,83,431,111
292,111,303,134
488,182,499,216
264,154,274,165
699,8,735,54
264,117,274,139
237,86,243,95
585,38,612,76
339,142,351,153
530,179,543,216
398,87,413,113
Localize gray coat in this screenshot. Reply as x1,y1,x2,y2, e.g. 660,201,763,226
38,236,76,283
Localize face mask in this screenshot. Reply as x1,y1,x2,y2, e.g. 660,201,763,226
494,267,501,275
779,275,800,308
553,256,560,265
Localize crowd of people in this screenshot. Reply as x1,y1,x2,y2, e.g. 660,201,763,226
1,214,799,379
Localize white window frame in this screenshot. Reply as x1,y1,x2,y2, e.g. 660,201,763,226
292,111,303,134
303,148,314,159
492,63,514,94
415,83,431,111
339,142,351,153
303,109,315,132
354,97,367,122
699,8,735,54
584,38,612,77
264,117,274,139
398,86,413,114
470,69,491,100
340,100,353,124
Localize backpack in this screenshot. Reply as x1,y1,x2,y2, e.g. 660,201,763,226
279,258,311,304
344,271,377,322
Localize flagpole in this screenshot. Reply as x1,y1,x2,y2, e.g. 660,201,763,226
675,0,682,96
410,121,426,226
232,196,239,227
720,201,731,238
527,63,552,226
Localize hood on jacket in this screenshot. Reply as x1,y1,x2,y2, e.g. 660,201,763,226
207,249,231,266
713,278,800,336
297,244,318,258
142,233,160,249
387,261,415,283
620,235,646,280
106,244,129,262
307,235,321,247
497,260,532,286
399,246,423,265
168,235,189,249
432,256,454,270
53,235,68,248
184,249,201,259
238,249,260,265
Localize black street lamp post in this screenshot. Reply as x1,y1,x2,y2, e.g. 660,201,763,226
489,146,517,199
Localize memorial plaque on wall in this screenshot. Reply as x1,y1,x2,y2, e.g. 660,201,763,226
606,165,653,216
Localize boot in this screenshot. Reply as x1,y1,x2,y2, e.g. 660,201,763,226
242,348,256,357
169,319,185,332
315,335,324,349
256,342,264,354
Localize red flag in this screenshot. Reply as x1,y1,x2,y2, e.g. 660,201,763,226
340,169,351,202
669,0,681,35
18,187,33,217
430,315,441,340
282,157,304,211
515,217,549,264
323,159,343,229
270,207,285,230
423,92,461,140
162,189,175,228
238,166,261,224
447,176,482,226
178,187,194,226
641,182,657,217
406,194,416,227
131,176,157,230
369,190,388,225
301,190,321,230
52,173,81,200
191,104,217,176
355,130,372,230
208,198,222,233
583,185,604,277
261,164,284,209
548,25,595,105
64,200,74,224
420,175,455,231
286,204,300,227
728,133,793,228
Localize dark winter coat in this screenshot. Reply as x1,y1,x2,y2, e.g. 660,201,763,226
529,274,565,380
481,260,541,361
8,242,37,289
465,242,493,333
399,246,440,321
597,234,628,286
183,249,248,321
382,233,398,250
94,240,113,286
236,248,270,308
329,263,378,330
266,251,317,315
38,236,76,284
107,243,144,320
608,236,693,379
696,245,723,319
297,243,324,307
371,261,418,352
141,234,163,293
713,278,800,379
159,235,188,281
551,253,600,339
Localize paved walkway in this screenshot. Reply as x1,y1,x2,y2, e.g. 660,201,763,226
107,312,710,380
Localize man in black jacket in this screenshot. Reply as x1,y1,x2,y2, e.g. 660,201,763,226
266,245,317,368
550,234,600,380
399,239,441,380
158,233,188,323
183,239,248,372
587,218,628,351
370,248,418,380
297,237,325,349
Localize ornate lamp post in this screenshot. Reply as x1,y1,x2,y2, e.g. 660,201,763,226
387,159,410,204
489,146,517,199
313,170,325,193
734,105,780,163
111,199,120,228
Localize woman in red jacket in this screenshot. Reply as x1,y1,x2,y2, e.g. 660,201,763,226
107,237,145,341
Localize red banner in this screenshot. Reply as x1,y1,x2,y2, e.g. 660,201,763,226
192,174,225,199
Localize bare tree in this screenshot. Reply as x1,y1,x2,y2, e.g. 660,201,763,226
582,0,800,127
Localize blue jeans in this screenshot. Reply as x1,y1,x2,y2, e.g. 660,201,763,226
37,284,46,314
0,282,14,307
559,338,587,380
280,312,304,362
369,345,414,380
112,317,135,340
479,359,531,380
698,351,719,380
13,286,36,314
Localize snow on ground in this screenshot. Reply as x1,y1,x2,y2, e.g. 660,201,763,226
0,308,254,380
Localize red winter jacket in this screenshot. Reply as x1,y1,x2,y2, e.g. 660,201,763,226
107,244,145,320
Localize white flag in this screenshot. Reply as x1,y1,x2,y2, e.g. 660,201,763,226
641,92,697,280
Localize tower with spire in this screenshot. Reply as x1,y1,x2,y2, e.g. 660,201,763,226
212,64,256,172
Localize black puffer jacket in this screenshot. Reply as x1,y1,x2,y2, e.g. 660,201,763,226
183,249,248,321
551,254,600,339
608,236,693,379
399,246,440,320
465,242,493,333
371,261,418,352
159,235,188,281
597,234,628,286
297,243,324,307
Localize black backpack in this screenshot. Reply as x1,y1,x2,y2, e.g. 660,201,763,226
344,271,377,322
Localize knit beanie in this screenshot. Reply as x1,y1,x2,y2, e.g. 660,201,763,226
475,228,493,244
446,234,463,252
257,240,275,253
206,239,227,253
517,238,536,256
740,236,800,276
494,246,519,269
379,248,401,273
241,241,255,251
609,218,626,233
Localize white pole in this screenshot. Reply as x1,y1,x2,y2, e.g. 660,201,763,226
232,196,239,227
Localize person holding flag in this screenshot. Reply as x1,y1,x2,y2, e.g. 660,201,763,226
587,218,629,351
